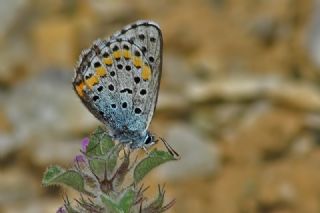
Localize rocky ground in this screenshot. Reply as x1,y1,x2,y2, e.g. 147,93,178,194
1,0,320,212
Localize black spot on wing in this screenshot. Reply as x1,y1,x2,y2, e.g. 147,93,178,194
120,88,133,94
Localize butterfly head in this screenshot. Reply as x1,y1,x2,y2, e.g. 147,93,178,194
143,131,156,147
127,131,155,149
143,132,181,159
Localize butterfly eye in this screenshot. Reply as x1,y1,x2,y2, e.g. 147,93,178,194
145,135,152,145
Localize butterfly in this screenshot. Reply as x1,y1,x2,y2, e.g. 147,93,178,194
73,20,178,157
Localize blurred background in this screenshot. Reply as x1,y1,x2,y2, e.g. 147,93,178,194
1,0,320,212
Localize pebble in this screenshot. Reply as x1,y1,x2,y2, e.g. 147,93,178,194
155,124,220,181
306,0,320,68
30,139,81,167
188,75,320,112
4,70,99,145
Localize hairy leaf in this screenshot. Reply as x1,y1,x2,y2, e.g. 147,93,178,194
86,127,114,157
43,166,86,193
134,150,175,183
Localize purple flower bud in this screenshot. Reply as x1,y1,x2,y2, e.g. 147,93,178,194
74,154,86,163
81,137,90,152
56,206,67,213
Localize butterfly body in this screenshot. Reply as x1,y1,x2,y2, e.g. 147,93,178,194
73,20,162,149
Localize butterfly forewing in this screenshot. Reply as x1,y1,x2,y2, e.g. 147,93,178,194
73,20,163,142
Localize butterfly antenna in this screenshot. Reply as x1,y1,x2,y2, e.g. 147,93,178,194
159,137,180,160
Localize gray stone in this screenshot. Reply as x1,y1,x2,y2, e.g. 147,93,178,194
306,0,320,68
155,124,220,181
162,54,196,91
248,15,291,46
291,133,314,157
192,103,246,136
249,16,278,45
187,75,281,102
2,197,62,213
30,139,81,167
304,113,320,130
0,0,28,40
0,134,16,158
268,81,320,111
4,70,99,146
187,75,320,112
157,92,189,112
0,36,31,85
0,91,19,158
0,168,38,205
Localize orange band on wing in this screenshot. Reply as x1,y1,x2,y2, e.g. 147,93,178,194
96,67,107,77
112,50,121,60
133,56,142,68
85,75,99,89
141,65,151,80
75,82,85,97
103,57,113,66
123,50,131,59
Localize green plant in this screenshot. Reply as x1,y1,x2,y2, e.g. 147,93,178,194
42,127,177,213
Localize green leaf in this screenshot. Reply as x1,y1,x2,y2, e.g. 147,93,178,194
134,150,176,184
88,157,106,178
106,144,122,172
118,188,135,213
42,166,86,193
100,188,135,213
88,144,122,179
42,165,64,184
86,127,114,157
100,194,122,213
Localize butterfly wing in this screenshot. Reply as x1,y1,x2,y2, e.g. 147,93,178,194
113,21,163,133
73,41,121,135
73,20,162,142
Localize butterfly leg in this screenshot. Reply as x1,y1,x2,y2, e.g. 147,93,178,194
142,146,150,155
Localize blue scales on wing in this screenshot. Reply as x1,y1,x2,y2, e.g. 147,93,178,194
72,20,163,147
